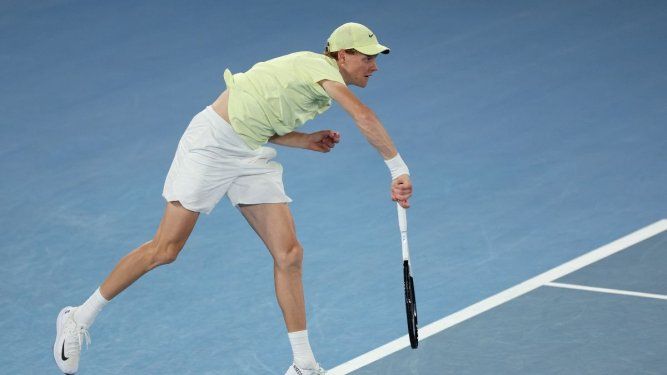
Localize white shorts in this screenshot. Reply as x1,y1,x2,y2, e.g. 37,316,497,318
162,106,292,214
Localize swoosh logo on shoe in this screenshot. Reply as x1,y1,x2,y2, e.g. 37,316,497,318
61,341,69,361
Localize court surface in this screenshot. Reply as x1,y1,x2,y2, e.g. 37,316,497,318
1,0,666,374
334,221,667,374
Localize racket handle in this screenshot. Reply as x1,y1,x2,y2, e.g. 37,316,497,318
397,203,407,232
397,203,410,261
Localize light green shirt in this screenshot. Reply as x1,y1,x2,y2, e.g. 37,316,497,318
223,51,345,149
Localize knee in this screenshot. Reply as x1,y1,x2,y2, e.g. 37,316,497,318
145,239,184,269
274,243,303,273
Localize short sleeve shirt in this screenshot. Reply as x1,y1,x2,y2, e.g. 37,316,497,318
223,51,345,149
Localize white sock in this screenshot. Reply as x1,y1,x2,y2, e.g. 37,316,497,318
73,287,109,328
288,330,317,369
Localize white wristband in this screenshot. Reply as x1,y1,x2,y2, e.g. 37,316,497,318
384,153,410,180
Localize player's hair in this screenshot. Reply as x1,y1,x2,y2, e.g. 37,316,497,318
324,47,357,60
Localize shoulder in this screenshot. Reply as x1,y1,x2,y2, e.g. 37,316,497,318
256,51,334,69
287,51,337,68
288,51,344,85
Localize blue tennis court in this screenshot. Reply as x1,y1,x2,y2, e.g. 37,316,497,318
1,1,666,374
335,221,667,374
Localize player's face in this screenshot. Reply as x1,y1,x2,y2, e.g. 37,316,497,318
340,51,378,87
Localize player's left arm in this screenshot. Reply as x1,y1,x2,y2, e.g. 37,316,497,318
269,130,340,153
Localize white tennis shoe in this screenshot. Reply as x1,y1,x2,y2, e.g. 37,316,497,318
285,363,326,375
53,307,90,374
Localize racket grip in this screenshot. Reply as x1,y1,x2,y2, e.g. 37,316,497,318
397,203,407,232
397,203,410,261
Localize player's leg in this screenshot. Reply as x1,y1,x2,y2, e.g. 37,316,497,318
54,201,199,374
99,200,199,300
239,202,305,331
238,203,324,374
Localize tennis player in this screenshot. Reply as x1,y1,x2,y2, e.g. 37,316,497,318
53,22,412,375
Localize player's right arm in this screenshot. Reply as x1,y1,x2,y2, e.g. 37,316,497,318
320,80,396,159
320,80,413,207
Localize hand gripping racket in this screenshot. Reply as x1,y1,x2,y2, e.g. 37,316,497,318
397,203,418,349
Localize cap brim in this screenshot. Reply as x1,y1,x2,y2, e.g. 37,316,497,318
356,43,390,55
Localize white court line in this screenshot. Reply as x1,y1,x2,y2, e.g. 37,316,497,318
328,219,667,375
545,282,667,300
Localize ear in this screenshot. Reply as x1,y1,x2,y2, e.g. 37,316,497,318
338,50,348,64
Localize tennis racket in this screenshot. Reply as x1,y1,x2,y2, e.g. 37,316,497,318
397,203,418,349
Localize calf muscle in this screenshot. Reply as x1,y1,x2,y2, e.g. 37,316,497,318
99,202,199,300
